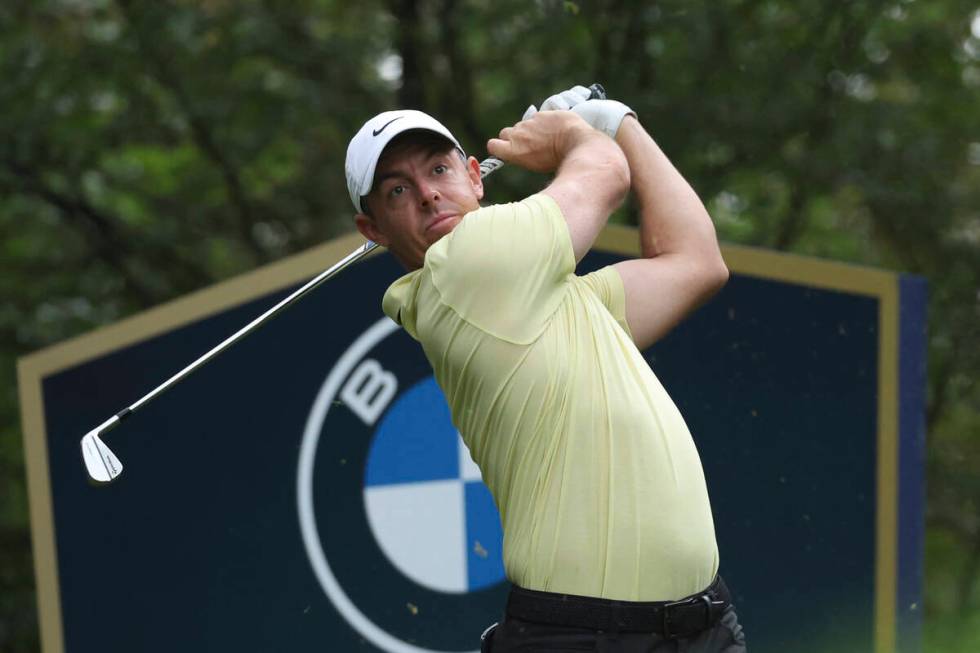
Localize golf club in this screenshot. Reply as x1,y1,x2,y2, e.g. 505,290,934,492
81,83,607,485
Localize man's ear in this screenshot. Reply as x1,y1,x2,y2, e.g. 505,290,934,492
466,156,484,201
354,212,389,246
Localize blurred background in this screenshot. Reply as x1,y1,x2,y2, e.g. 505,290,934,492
1,0,977,650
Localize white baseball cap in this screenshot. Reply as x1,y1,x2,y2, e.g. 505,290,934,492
345,109,462,213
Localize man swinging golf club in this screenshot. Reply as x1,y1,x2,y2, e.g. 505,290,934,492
345,85,746,652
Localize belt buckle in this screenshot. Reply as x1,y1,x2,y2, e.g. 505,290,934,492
662,594,723,639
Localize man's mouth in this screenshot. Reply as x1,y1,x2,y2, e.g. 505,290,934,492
426,213,457,233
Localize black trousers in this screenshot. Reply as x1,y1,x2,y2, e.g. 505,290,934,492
483,606,746,652
481,581,747,653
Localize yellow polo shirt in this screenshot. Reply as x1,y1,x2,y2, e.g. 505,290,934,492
382,193,719,601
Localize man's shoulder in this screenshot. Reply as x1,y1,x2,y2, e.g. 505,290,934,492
427,194,564,268
412,193,575,345
477,193,561,219
463,193,561,224
381,268,424,334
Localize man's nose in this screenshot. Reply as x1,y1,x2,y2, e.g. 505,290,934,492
418,180,441,206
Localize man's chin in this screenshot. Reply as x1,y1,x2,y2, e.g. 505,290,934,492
427,214,462,240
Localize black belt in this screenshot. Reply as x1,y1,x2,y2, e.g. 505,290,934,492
505,575,731,639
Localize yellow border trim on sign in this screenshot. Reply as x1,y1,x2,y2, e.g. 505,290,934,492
17,361,64,653
19,227,900,653
597,227,900,653
17,231,371,653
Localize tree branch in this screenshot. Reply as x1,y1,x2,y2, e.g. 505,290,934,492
389,0,425,108
772,182,810,250
2,160,159,304
116,0,268,264
438,0,483,151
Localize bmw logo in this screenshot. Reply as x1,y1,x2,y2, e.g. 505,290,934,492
298,317,508,652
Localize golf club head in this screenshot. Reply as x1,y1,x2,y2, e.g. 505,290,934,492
81,429,123,484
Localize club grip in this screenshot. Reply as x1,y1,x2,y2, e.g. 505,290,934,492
587,83,607,100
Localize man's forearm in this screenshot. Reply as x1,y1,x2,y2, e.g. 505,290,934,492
615,117,724,265
555,126,630,207
548,121,630,261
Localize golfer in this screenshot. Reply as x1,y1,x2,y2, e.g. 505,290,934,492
345,86,746,652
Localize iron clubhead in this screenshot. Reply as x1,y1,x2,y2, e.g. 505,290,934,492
81,429,123,484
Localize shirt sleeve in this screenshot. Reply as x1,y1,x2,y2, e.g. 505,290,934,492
425,193,576,344
577,266,634,340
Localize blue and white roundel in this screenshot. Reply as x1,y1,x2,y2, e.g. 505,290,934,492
364,376,505,594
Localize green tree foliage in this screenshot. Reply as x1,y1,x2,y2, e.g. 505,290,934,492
2,0,978,650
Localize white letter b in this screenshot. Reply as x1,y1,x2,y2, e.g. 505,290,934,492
340,359,398,426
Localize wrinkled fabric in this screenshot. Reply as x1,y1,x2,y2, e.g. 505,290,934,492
383,194,718,601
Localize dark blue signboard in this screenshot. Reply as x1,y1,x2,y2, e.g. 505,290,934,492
18,229,926,653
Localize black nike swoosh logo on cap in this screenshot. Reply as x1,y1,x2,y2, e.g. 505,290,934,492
373,117,403,137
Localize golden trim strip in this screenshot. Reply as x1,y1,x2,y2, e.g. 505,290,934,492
598,225,896,298
599,225,900,652
17,359,65,653
875,278,900,653
16,230,370,653
19,230,369,378
18,226,902,652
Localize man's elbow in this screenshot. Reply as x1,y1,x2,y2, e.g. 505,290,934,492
614,148,631,198
696,215,728,297
702,254,729,298
600,144,631,207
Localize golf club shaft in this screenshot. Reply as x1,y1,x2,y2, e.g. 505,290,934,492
123,239,378,420
90,83,608,440
105,149,497,434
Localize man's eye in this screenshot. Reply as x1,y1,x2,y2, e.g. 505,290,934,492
389,185,405,197
433,164,447,174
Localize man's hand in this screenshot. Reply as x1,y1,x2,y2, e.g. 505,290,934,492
487,110,596,174
538,85,636,139
488,109,628,263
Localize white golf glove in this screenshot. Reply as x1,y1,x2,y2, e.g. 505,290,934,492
539,85,636,139
571,99,636,139
521,86,589,120
540,85,594,111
